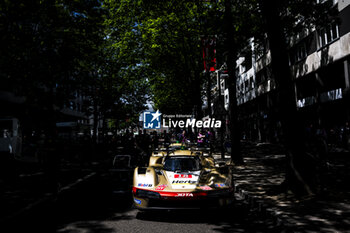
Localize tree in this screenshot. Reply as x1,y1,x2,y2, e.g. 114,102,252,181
258,0,334,195
213,0,262,163
0,0,107,134
104,0,259,164
104,0,216,114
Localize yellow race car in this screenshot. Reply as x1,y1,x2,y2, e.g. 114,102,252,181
132,149,234,210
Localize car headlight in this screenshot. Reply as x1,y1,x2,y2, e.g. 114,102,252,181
135,189,161,199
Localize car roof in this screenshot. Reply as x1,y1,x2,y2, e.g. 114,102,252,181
167,150,198,157
169,143,183,147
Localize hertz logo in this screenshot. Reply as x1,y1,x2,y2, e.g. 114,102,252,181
172,180,196,184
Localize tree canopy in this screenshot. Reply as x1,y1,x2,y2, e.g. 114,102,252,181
0,0,149,131
104,0,217,114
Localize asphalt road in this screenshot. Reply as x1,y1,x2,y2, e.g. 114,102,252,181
4,172,282,233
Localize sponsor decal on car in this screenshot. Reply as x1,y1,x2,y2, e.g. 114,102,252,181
172,180,197,185
134,198,142,204
177,193,194,197
198,185,212,190
155,184,167,190
138,183,153,187
215,183,226,187
174,174,192,178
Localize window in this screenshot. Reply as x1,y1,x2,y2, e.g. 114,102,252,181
163,157,201,172
318,22,339,48
256,70,266,84
224,90,229,105
257,66,273,84
220,80,225,95
289,42,307,65
297,44,307,61
250,76,254,89
69,101,75,110
243,52,252,71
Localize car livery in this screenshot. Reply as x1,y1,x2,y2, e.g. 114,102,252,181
132,149,234,210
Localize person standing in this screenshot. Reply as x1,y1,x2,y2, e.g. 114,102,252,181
197,131,205,147
151,131,159,151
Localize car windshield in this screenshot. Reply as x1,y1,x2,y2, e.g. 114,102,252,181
169,145,188,150
163,157,201,172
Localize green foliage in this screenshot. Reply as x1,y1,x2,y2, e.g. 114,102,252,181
0,0,105,109
104,0,213,114
0,0,149,130
1,0,331,131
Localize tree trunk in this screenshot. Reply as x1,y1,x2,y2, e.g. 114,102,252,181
206,70,212,118
92,96,99,144
224,0,243,164
194,72,203,120
260,0,316,196
218,71,226,159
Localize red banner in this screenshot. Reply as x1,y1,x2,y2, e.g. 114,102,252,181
201,37,216,72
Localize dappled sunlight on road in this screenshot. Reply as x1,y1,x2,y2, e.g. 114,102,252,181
230,142,350,232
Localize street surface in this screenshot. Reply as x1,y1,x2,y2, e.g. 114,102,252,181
5,172,281,233
3,142,349,233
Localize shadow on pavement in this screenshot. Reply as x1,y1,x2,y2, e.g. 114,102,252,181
4,173,134,233
135,203,282,232
232,141,350,233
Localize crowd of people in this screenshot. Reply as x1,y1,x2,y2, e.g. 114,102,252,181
112,129,216,167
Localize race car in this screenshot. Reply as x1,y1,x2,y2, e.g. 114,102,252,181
132,149,234,210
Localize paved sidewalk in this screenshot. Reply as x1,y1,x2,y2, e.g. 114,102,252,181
214,141,350,233
0,165,96,225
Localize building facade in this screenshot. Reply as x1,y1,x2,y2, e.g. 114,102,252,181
208,0,350,144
